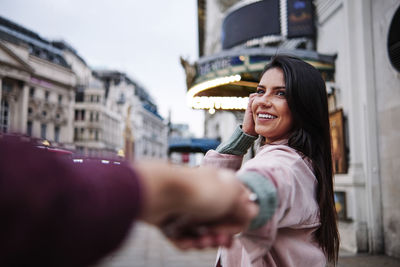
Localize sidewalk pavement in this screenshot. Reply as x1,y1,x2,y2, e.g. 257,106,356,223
336,249,400,267
96,223,400,267
96,222,217,267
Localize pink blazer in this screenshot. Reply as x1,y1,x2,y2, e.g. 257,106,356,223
202,143,326,267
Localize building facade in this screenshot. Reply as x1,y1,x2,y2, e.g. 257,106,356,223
0,16,168,160
186,0,400,258
315,0,400,256
0,16,76,147
94,70,168,160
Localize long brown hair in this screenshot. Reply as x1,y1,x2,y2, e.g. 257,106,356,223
263,55,340,264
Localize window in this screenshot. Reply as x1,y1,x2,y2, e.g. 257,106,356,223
95,130,99,141
90,112,93,122
27,121,33,136
96,112,99,121
0,100,9,133
29,87,35,97
45,91,50,102
42,110,47,117
58,95,62,105
75,110,86,121
28,107,33,115
90,95,94,102
74,127,78,141
3,81,12,92
118,93,125,104
75,91,84,102
54,126,60,142
40,123,47,139
89,129,93,140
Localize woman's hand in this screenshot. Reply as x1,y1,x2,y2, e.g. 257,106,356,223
160,181,259,250
242,93,258,137
135,161,258,249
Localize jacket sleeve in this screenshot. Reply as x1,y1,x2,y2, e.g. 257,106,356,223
0,135,143,267
201,125,257,170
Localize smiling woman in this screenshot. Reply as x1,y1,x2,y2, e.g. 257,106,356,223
201,55,339,267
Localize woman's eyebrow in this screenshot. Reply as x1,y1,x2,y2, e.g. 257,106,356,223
256,85,286,89
272,86,286,90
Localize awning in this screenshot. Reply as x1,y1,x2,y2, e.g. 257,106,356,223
168,137,221,154
184,47,336,111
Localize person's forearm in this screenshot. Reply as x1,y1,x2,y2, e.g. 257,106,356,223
135,161,193,225
135,161,248,226
0,135,142,267
135,160,260,250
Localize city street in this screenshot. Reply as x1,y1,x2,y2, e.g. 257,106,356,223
1,1,400,266
96,222,217,267
97,223,400,267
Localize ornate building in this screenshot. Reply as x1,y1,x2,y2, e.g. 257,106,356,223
185,0,400,258
0,16,168,160
314,0,400,257
94,70,168,160
0,16,75,147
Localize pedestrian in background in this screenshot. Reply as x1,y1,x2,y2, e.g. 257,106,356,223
200,55,340,266
0,134,259,267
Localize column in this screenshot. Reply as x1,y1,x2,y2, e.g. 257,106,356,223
0,76,3,106
19,83,29,133
344,0,383,253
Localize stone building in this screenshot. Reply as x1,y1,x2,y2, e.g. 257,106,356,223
0,16,75,147
94,70,168,160
185,0,400,258
315,0,400,257
0,16,168,160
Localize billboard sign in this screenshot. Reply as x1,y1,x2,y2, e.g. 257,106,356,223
222,0,280,49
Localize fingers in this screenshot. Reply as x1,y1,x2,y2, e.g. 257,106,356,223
243,94,258,136
235,184,260,223
167,232,234,250
247,93,257,108
160,193,259,251
138,162,260,250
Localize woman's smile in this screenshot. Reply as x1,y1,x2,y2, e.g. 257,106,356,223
256,112,278,120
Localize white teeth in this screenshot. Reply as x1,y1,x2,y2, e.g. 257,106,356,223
258,113,277,119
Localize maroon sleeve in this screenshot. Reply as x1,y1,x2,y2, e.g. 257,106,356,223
0,135,143,267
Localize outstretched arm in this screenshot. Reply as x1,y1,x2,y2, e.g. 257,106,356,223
0,134,258,265
136,160,259,249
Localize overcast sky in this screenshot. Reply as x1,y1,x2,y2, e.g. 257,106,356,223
0,0,205,136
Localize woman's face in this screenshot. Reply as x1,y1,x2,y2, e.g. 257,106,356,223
252,68,293,143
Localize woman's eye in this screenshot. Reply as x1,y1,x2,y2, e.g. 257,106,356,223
277,91,286,96
256,89,265,94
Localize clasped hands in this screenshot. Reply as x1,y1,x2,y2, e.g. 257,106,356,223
136,161,259,250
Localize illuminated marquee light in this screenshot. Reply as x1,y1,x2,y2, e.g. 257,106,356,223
186,74,242,102
190,96,249,110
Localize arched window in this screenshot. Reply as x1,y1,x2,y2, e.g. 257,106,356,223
388,5,400,72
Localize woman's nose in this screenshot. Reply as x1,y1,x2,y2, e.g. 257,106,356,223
255,94,272,107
